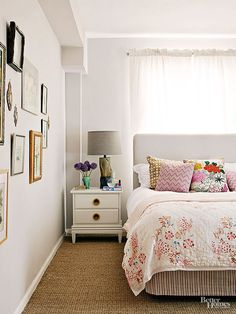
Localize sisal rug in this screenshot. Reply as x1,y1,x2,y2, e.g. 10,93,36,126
24,237,236,313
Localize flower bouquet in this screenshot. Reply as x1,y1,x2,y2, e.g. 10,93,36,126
74,161,97,189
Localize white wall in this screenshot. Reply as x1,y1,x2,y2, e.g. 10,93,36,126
0,1,65,313
65,73,81,230
83,37,236,221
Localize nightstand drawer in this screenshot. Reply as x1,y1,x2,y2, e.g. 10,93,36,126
74,194,119,209
74,209,118,224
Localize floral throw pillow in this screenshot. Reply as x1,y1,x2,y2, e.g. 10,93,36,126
185,160,228,192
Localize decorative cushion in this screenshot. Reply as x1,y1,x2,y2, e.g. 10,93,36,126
225,163,236,172
133,164,150,188
155,161,194,193
226,171,236,191
147,156,162,189
185,159,228,192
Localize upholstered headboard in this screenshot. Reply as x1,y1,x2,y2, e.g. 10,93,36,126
133,134,236,188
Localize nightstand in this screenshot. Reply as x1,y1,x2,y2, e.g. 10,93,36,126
70,187,123,243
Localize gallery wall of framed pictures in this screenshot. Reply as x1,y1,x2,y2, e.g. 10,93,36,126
0,21,51,245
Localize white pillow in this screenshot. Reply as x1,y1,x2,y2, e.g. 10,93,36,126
133,163,150,188
225,163,236,171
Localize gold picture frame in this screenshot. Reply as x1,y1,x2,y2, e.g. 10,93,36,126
0,169,8,245
29,131,42,183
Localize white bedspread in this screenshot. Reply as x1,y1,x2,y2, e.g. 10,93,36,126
122,188,236,295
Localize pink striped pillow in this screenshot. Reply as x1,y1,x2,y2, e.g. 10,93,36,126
155,161,194,193
226,171,236,191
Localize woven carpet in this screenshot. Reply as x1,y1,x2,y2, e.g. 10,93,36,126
24,237,236,314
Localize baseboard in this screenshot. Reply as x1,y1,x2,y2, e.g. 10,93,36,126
14,235,64,314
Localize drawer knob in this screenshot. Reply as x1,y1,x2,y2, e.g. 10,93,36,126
93,213,100,221
93,198,100,206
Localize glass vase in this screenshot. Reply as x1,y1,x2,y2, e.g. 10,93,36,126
83,176,91,189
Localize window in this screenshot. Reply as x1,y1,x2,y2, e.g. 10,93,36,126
129,49,236,134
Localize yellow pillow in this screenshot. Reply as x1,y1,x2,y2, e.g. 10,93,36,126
147,156,162,189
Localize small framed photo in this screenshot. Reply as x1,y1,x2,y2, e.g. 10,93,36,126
29,131,42,183
0,42,6,145
41,84,48,114
41,119,48,149
0,169,9,245
7,21,25,72
11,134,25,175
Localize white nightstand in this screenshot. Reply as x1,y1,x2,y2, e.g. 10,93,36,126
70,187,123,243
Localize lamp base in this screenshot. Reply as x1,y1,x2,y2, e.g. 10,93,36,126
99,156,112,189
100,176,111,189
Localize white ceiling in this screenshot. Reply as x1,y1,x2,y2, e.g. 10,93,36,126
76,0,236,36
38,0,236,48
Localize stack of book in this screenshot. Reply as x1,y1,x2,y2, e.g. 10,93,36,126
102,186,122,191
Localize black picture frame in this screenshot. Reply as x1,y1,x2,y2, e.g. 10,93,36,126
41,84,48,114
7,21,25,72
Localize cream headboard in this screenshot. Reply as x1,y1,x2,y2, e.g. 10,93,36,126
133,134,236,188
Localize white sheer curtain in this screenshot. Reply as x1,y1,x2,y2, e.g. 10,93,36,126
129,49,236,134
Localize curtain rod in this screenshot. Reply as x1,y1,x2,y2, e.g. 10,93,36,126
127,49,236,57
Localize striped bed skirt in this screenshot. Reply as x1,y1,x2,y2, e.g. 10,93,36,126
145,270,236,296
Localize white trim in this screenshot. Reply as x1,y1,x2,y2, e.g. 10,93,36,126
62,65,87,74
14,235,64,314
86,32,236,39
63,71,67,234
79,71,83,182
65,227,72,235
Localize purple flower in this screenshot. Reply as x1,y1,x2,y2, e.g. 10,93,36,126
74,162,83,170
81,164,89,172
90,163,97,170
74,160,97,175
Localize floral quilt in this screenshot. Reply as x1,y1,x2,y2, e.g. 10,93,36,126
122,191,236,295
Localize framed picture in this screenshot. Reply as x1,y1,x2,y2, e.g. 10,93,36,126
7,21,25,72
41,84,48,114
0,169,8,245
0,42,6,145
29,131,42,183
41,119,48,149
22,58,39,115
11,134,25,175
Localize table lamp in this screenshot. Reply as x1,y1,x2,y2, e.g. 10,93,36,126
88,131,121,188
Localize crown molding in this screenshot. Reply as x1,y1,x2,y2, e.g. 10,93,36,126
86,32,236,39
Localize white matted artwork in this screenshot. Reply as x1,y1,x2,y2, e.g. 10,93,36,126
41,119,48,149
0,169,8,245
22,58,39,115
11,134,25,175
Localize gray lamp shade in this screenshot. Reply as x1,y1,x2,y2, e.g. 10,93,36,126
88,131,121,156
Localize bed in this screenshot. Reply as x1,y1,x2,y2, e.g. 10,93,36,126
122,134,236,296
